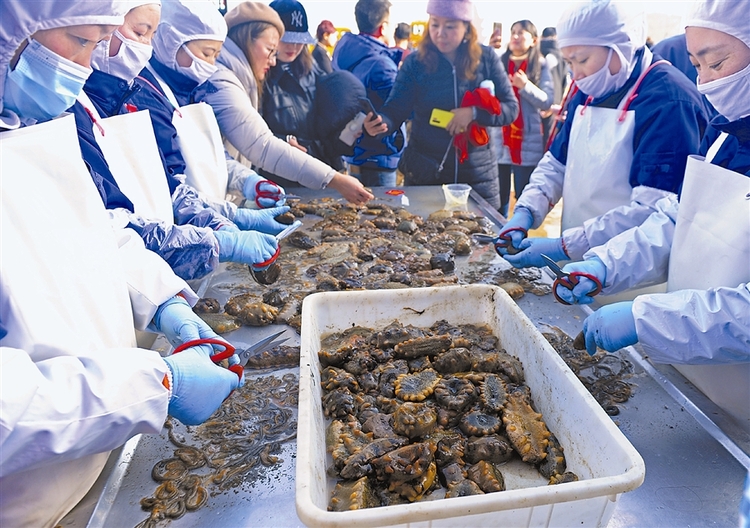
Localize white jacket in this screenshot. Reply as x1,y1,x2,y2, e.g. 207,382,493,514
0,114,184,527
585,196,750,363
204,39,335,189
516,150,676,260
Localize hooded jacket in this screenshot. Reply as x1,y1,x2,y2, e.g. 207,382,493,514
261,60,344,172
332,31,405,170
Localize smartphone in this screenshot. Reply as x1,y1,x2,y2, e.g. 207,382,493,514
492,22,502,36
359,98,378,118
430,108,454,128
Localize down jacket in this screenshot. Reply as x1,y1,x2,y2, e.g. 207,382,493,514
201,38,336,189
379,46,519,209
495,56,554,167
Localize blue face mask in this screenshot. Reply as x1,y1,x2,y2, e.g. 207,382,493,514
3,39,93,123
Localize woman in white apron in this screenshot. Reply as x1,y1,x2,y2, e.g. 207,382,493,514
495,0,710,272
0,4,240,525
76,0,288,279
555,0,750,429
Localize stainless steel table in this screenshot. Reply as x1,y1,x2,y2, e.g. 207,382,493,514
61,186,750,528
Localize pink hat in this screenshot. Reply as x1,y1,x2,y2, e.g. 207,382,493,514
426,0,473,22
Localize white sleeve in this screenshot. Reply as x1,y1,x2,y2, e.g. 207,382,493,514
0,346,168,477
563,186,677,260
514,150,566,228
205,71,335,190
585,196,679,294
633,283,750,364
113,228,198,329
519,63,553,112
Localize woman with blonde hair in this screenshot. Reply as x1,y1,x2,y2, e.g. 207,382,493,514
364,0,518,208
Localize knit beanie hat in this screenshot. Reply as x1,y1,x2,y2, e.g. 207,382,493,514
426,0,473,22
225,2,285,38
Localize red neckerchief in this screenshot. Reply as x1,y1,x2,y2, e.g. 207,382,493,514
502,59,526,165
453,87,501,164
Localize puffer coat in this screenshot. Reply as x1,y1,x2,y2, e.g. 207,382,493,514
379,46,519,208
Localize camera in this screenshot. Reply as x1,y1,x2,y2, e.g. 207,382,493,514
338,111,366,146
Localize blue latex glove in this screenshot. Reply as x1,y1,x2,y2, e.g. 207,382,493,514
582,301,637,355
243,177,287,208
232,206,291,235
504,237,568,269
554,258,607,305
213,227,279,266
163,346,241,425
494,207,534,256
152,296,221,348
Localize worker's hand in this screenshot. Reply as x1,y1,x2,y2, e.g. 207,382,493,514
504,236,568,269
555,258,607,305
163,347,241,425
327,172,374,205
213,227,279,266
363,112,387,136
233,206,290,235
494,207,534,256
153,296,222,348
581,301,637,355
446,107,474,136
286,135,308,153
511,69,529,90
243,178,288,208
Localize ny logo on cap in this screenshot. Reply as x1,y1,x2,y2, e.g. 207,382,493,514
291,10,304,27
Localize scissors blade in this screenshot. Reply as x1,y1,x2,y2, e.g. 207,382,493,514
237,330,289,367
276,220,303,241
540,254,568,279
471,233,497,245
279,194,302,200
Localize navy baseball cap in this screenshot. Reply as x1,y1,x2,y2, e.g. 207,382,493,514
270,0,316,44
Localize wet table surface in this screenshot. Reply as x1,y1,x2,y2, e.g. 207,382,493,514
61,186,749,528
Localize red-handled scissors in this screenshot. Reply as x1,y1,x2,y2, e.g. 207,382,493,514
541,253,603,305
493,227,527,255
172,331,290,380
173,338,244,380
254,181,300,208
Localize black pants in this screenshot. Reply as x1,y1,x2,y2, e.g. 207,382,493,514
498,164,535,217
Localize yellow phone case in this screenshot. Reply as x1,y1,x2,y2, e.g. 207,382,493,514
430,108,454,128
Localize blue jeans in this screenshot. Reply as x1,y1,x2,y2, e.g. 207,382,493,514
353,166,398,187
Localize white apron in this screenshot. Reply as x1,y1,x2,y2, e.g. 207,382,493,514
564,51,669,303
0,115,136,526
143,66,230,203
667,145,750,429
561,49,659,232
78,93,174,224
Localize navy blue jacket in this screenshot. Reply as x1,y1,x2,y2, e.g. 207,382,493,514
699,114,750,177
377,46,518,208
550,49,709,194
70,102,134,212
332,32,404,170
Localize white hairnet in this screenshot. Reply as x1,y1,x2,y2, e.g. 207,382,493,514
91,1,161,68
556,0,646,76
686,0,750,50
152,0,227,71
0,0,130,110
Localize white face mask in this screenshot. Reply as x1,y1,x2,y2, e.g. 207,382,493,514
697,62,750,122
575,48,630,99
91,29,153,82
178,44,217,85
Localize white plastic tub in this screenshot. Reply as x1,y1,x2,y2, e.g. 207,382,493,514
296,285,645,527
